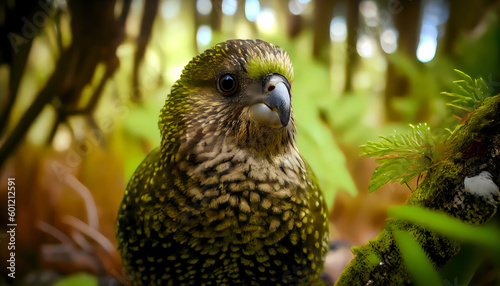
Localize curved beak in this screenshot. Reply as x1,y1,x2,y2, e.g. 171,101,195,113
248,74,292,128
264,75,291,127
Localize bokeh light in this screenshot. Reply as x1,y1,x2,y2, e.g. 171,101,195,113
196,25,212,48
417,39,437,63
222,0,237,16
359,0,379,27
357,35,376,58
161,0,180,19
196,0,212,15
289,0,306,15
330,17,347,42
245,0,260,22
416,0,449,63
380,28,398,54
256,8,275,33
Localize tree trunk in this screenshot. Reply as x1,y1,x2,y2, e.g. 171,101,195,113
384,0,421,121
312,0,336,63
336,94,500,285
344,0,361,93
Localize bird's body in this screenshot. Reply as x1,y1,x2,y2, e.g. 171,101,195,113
116,39,329,285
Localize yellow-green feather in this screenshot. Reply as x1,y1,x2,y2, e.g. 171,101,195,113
246,55,294,83
117,39,326,286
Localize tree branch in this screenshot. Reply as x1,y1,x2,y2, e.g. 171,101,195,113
336,94,500,285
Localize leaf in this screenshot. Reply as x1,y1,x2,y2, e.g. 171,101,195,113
393,229,442,286
361,123,436,192
444,70,494,123
445,103,472,113
365,71,496,193
388,205,500,257
368,158,409,192
438,244,483,286
453,69,473,85
54,273,98,286
296,122,357,204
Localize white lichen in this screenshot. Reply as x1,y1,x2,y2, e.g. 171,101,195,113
463,171,500,201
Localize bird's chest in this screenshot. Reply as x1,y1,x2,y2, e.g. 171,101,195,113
151,145,326,284
168,145,312,247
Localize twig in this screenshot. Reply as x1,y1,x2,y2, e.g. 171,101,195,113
63,173,99,229
61,215,115,254
37,221,74,246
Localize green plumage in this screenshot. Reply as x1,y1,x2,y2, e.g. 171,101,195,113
116,39,329,285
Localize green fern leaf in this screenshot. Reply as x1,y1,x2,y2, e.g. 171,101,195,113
454,69,473,85
361,123,437,193
444,70,493,122
362,70,494,193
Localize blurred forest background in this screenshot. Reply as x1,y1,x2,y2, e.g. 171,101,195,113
1,0,500,285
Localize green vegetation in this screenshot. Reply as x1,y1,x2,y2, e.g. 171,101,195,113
337,72,500,285
1,1,499,285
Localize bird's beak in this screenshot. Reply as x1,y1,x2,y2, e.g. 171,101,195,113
249,74,291,128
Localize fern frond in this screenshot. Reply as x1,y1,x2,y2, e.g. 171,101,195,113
363,70,495,193
454,69,473,84
361,123,438,192
442,70,493,124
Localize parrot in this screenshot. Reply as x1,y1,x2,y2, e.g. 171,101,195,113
116,39,329,285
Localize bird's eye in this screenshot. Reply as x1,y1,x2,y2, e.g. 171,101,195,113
218,74,238,96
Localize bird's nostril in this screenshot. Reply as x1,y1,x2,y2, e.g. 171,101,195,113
267,84,275,92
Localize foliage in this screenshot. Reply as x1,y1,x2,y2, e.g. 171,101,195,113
362,70,495,193
338,91,500,285
360,123,438,192
54,273,98,286
290,34,358,205
393,228,442,286
391,205,500,286
389,205,500,258
390,205,500,284
442,69,494,128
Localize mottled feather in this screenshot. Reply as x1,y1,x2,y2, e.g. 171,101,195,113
116,39,329,285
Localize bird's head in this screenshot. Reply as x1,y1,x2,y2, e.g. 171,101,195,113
160,39,296,157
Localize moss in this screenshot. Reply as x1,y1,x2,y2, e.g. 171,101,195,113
335,95,500,285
